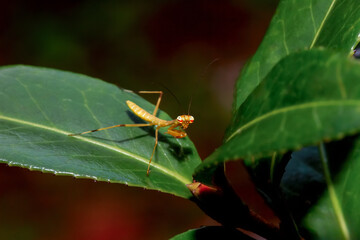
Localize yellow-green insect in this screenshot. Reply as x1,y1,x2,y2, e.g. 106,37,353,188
68,91,194,175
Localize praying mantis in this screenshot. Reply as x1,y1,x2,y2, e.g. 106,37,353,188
68,91,194,175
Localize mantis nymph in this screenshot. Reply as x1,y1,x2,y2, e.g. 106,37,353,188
68,91,194,175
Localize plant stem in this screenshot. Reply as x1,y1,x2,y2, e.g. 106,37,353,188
269,152,277,184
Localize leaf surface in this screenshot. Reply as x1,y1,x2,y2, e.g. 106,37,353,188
0,65,201,198
195,50,360,183
304,138,360,239
234,0,360,110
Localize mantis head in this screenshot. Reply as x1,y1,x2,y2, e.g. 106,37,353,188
176,115,194,129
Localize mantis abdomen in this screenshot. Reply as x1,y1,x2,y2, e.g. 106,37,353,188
126,100,173,127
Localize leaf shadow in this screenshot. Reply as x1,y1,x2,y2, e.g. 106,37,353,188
90,134,149,144
127,110,194,161
86,110,193,162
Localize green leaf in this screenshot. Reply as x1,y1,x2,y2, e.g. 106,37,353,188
195,49,360,183
170,227,253,240
304,138,360,239
280,137,356,223
0,65,201,198
234,0,360,111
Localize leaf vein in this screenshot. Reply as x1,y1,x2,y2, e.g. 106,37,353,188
336,63,347,99
226,100,360,142
310,0,337,48
309,0,317,35
279,19,289,54
0,114,191,184
15,78,55,126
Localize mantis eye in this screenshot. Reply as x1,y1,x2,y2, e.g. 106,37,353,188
189,116,194,123
177,116,183,122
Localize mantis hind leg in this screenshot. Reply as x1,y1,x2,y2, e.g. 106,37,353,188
147,126,160,175
68,123,153,136
138,91,163,116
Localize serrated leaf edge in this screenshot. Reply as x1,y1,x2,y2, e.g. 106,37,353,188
0,114,191,185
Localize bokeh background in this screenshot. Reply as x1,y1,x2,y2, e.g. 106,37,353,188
0,1,278,239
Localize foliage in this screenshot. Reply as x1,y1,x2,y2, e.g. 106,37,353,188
1,0,360,239
0,66,201,199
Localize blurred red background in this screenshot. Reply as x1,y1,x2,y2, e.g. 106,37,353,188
0,0,277,239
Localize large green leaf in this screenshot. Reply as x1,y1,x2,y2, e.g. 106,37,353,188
234,0,360,111
0,65,201,198
304,138,360,239
195,49,360,183
280,137,356,223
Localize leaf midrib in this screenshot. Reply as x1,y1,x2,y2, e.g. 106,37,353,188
0,114,191,185
309,0,337,48
226,99,360,142
319,143,350,239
